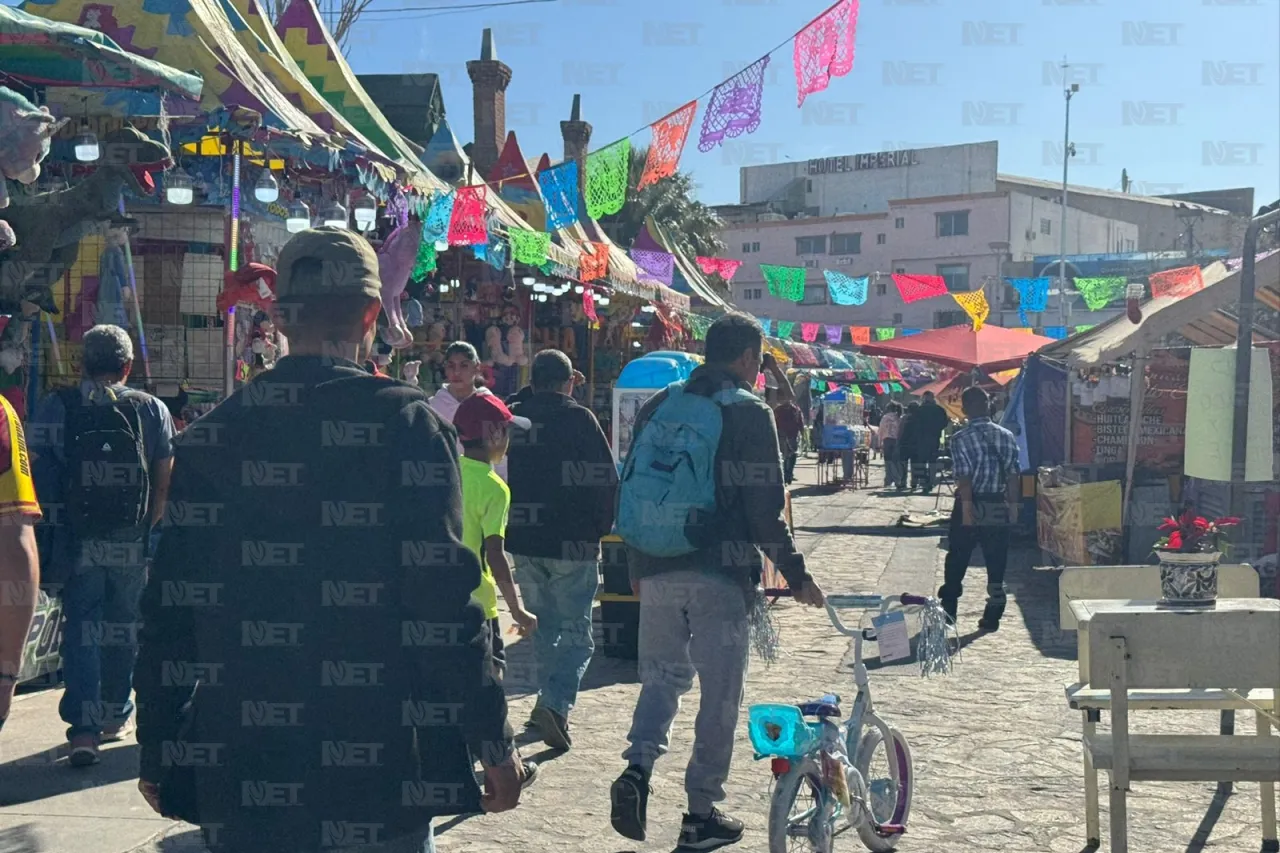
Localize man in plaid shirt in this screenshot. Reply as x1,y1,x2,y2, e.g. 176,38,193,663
938,386,1021,632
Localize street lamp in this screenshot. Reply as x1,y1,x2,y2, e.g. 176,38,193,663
1057,66,1081,329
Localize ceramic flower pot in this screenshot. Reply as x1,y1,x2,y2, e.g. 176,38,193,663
1157,550,1221,605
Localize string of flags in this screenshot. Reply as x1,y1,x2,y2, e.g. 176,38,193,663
751,318,1099,346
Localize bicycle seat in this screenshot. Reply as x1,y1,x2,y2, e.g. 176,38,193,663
797,697,842,718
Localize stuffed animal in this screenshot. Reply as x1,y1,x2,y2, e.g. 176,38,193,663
0,87,65,210
506,325,529,366
405,297,424,328
376,224,421,349
217,262,277,315
401,359,422,386
423,321,447,368
483,324,507,367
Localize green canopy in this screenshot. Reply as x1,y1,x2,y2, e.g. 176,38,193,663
1,5,202,100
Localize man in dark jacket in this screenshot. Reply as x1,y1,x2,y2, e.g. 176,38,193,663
506,350,616,752
610,313,825,852
914,391,950,493
133,228,524,853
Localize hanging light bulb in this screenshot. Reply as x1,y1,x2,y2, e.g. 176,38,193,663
597,296,610,306
521,276,535,286
632,341,642,348
641,304,657,313
286,200,310,233
254,169,279,203
322,200,348,229
439,281,450,293
536,293,548,303
353,196,377,231
165,166,194,205
631,321,644,328
574,285,585,294
533,282,546,293
74,120,100,162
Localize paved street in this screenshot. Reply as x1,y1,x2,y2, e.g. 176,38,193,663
0,459,1272,853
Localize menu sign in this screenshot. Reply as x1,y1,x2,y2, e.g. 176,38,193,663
1072,349,1189,473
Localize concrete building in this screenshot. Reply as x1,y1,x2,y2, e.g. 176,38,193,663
717,141,1245,331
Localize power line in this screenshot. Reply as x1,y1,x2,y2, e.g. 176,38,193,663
361,0,557,17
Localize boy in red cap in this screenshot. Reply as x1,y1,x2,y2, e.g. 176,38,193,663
454,394,538,674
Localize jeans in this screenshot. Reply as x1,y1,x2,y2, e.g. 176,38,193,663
58,562,147,740
783,449,798,485
882,438,901,487
514,555,599,717
939,497,1012,624
623,570,749,816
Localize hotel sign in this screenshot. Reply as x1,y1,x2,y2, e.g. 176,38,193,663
806,149,920,174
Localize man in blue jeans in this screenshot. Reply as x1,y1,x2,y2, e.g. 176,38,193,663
507,349,617,750
28,324,175,767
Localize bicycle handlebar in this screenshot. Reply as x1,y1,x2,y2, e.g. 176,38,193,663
764,589,938,638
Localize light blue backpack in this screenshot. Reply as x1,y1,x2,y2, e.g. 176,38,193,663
616,381,756,558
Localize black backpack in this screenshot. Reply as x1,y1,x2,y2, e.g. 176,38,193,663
60,387,151,539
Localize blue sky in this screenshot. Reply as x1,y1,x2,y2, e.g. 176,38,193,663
346,0,1280,209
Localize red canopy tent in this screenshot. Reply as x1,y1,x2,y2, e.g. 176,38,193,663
856,325,1056,371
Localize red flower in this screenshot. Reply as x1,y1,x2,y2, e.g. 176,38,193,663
1167,531,1184,550
1192,517,1210,532
1215,516,1241,527
1159,517,1180,531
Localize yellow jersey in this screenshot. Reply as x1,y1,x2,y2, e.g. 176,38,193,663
0,396,40,521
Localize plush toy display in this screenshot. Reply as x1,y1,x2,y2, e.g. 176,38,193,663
401,360,422,386
0,87,65,211
217,263,277,315
506,325,529,366
377,224,421,349
483,325,505,367
405,297,424,328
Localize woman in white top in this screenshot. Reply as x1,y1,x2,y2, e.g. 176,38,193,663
427,341,510,480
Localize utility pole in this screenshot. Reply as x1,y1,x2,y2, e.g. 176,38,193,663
1058,59,1079,330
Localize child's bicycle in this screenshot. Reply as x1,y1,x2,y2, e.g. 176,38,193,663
748,592,955,852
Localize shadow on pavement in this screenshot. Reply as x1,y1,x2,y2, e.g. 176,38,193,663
0,742,141,807
1003,542,1077,661
0,825,44,853
795,524,946,538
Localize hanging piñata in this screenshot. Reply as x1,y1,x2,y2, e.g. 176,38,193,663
585,138,630,220
511,230,551,266
538,160,580,230
422,191,455,245
951,289,989,331
639,101,698,190
1008,276,1050,324
1074,276,1126,311
825,325,843,345
801,322,820,342
761,264,805,301
824,270,868,305
698,56,770,152
1149,265,1204,299
583,289,599,325
891,273,948,303
630,249,675,286
793,0,859,106
580,241,609,281
448,185,487,245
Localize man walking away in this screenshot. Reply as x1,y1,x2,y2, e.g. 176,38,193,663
897,402,920,492
611,313,825,852
939,386,1021,633
914,391,950,493
28,324,175,767
878,402,903,490
0,395,42,735
132,228,525,853
507,350,617,751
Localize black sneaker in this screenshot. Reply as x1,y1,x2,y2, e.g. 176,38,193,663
610,765,650,841
520,759,539,789
678,808,745,851
939,598,958,623
530,705,572,751
977,618,999,633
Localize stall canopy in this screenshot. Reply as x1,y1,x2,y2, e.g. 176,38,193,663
1038,256,1279,367
0,4,202,98
857,324,1056,371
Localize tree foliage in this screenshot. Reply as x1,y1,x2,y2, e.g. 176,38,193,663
598,145,725,261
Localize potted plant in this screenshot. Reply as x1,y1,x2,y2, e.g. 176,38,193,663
1153,509,1240,605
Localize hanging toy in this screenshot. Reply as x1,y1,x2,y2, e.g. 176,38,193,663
506,325,529,366
484,324,511,367
1125,283,1144,324
377,224,421,349
216,262,277,315
405,297,424,328
401,359,422,386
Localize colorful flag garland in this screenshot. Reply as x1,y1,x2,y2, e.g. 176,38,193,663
777,321,795,339
850,326,871,345
1074,276,1126,311
1008,276,1050,325
538,160,579,230
697,257,744,281
630,249,675,286
793,0,859,106
891,273,948,303
639,101,698,190
511,230,550,266
584,138,630,219
447,185,487,245
825,324,843,345
824,270,868,305
761,264,806,301
698,56,771,152
801,322,820,342
1149,265,1204,299
951,289,989,331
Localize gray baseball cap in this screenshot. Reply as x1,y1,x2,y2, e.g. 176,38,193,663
274,227,381,301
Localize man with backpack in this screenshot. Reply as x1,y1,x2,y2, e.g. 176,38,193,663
611,313,825,852
28,324,175,766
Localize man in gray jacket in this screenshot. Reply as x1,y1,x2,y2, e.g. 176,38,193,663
610,313,825,852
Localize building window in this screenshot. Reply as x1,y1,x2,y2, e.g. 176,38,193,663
806,179,813,192
743,288,763,300
894,267,906,274
795,235,827,255
805,206,820,217
753,241,760,252
937,264,970,292
876,233,887,245
875,282,888,296
801,285,829,305
1040,217,1052,236
935,210,969,237
894,217,905,229
741,241,760,253
934,309,969,328
892,312,903,325
830,233,861,255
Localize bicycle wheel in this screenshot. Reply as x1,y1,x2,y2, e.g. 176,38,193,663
853,724,913,852
768,756,834,853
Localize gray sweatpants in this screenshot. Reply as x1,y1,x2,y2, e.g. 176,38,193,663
622,570,750,816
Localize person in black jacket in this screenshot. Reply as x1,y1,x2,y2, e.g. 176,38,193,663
132,228,525,853
506,350,616,751
914,391,951,493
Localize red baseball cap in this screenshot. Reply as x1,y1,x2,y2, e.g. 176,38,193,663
453,392,531,442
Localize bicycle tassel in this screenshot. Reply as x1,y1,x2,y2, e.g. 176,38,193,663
917,602,959,678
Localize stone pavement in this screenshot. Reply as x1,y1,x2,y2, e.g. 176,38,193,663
0,459,1272,853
